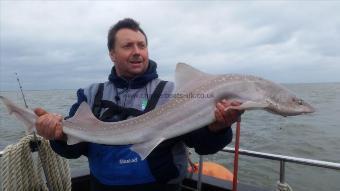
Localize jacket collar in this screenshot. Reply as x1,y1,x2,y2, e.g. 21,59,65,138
108,59,158,89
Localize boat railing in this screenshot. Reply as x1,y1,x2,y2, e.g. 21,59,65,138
1,147,340,190
221,146,340,186
1,147,340,170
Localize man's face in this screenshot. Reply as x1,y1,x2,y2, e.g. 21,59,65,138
109,28,149,78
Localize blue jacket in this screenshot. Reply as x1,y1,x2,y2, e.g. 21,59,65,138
50,60,233,189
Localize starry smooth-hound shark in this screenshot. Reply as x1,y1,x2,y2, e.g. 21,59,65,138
0,63,315,159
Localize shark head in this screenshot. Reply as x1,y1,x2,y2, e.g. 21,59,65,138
265,85,315,117
174,63,315,117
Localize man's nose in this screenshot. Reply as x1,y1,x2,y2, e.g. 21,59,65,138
132,45,141,55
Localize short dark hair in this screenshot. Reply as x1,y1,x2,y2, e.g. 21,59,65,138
107,18,148,51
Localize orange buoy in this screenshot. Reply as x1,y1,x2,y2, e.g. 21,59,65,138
188,161,233,181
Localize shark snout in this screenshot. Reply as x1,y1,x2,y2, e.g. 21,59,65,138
302,103,315,114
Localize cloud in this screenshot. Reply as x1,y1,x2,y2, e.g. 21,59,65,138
1,1,339,90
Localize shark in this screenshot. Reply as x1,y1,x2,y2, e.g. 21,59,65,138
0,63,315,159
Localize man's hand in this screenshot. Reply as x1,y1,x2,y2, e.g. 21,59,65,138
34,108,65,141
208,99,244,133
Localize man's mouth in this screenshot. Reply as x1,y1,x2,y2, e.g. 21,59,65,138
129,59,143,65
130,61,142,64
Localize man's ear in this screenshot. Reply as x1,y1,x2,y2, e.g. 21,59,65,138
109,50,116,62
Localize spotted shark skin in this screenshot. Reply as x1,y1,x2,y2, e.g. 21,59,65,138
0,63,315,159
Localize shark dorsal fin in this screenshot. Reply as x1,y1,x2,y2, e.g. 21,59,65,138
175,63,213,92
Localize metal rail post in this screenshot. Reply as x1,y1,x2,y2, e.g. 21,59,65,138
280,160,286,184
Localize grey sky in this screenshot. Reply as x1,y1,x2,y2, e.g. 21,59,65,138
1,1,339,91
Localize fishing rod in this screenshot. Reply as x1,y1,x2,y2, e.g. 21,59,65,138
15,73,28,109
15,73,52,191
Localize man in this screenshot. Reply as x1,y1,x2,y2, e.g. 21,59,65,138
35,18,243,191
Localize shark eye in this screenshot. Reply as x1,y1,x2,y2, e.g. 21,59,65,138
297,99,303,105
292,97,303,105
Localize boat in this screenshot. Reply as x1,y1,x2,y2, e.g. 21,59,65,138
1,139,339,191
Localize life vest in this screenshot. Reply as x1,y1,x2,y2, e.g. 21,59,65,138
88,81,168,185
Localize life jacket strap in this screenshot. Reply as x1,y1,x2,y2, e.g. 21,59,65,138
92,83,104,118
91,81,168,120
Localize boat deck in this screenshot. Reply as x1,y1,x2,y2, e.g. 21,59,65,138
71,169,268,191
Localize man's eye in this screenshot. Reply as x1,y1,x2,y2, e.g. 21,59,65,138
138,43,146,49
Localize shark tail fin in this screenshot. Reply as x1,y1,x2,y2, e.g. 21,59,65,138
0,96,36,134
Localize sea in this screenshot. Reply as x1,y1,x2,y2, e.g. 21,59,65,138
0,83,339,191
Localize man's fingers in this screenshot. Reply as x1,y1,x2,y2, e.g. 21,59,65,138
231,100,242,106
35,112,63,140
54,114,63,121
214,108,225,123
222,99,242,106
55,124,64,140
34,108,48,116
216,102,225,111
221,99,244,115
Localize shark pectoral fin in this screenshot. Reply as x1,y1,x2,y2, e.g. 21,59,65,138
66,135,82,145
225,100,269,111
130,137,165,160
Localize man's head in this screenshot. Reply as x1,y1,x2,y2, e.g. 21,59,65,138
108,18,149,79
